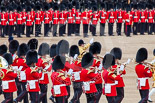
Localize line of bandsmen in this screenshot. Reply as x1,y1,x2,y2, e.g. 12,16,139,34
0,38,155,103
1,1,155,38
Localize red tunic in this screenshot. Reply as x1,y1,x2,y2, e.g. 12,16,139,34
115,11,124,23
140,11,146,23
135,63,152,90
100,11,107,23
1,13,7,25
59,12,65,24
51,71,69,97
30,11,35,23
22,12,27,24
92,13,99,25
82,11,90,24
125,13,133,25
53,12,59,24
67,12,74,24
44,12,51,24
102,69,121,96
148,11,154,23
35,12,42,24
8,13,14,25
25,67,42,92
17,13,23,25
107,11,115,23
133,11,140,23
75,11,81,24
26,14,32,26
1,69,17,93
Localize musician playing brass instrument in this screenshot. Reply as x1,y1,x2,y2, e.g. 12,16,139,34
148,49,155,102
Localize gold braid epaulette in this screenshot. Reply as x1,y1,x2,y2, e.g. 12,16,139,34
30,67,38,73
0,70,5,79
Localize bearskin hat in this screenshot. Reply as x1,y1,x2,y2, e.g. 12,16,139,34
69,45,80,57
27,39,38,50
1,6,6,12
89,42,101,54
110,47,122,60
50,44,57,58
35,5,41,11
17,6,22,12
136,48,148,63
81,53,94,68
9,40,19,54
17,43,29,57
52,55,66,71
26,6,31,12
0,44,8,56
38,43,49,56
26,50,38,66
56,40,69,55
102,54,115,69
3,53,13,65
153,49,155,56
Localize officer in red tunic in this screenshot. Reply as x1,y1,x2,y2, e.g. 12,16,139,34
82,4,90,37
16,6,23,37
52,4,59,37
133,5,140,35
51,55,70,103
1,53,17,103
102,53,121,103
26,6,32,37
59,4,66,37
56,40,71,103
115,4,124,36
25,50,42,103
107,3,115,36
75,4,81,36
13,43,29,103
100,3,107,36
91,6,98,36
110,47,126,103
135,48,152,103
89,42,103,103
35,5,41,37
69,45,83,103
13,7,18,36
0,6,7,37
147,5,154,35
81,53,101,103
44,5,51,37
27,38,38,51
36,43,51,103
8,7,15,37
67,4,74,36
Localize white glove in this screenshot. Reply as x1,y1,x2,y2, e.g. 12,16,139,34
115,20,118,23
107,20,109,23
7,21,9,24
42,21,44,23
139,20,141,23
98,64,103,70
14,22,17,25
68,69,73,76
73,20,75,23
145,19,148,22
74,54,78,60
89,38,94,44
123,20,125,23
0,22,1,25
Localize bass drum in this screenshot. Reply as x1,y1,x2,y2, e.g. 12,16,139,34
0,56,8,69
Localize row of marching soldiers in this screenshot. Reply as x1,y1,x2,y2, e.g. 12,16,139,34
0,39,155,103
1,1,155,38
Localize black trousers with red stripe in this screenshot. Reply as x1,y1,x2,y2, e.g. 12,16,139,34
70,82,83,103
29,92,39,103
55,96,66,103
2,92,13,103
106,96,116,103
95,84,102,103
115,87,124,103
139,89,149,103
86,93,97,103
39,84,48,103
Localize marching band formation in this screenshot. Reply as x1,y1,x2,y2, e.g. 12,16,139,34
0,38,155,103
1,1,155,38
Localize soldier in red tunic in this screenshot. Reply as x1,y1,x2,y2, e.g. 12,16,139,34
8,7,15,37
35,5,41,37
44,5,51,37
91,6,98,36
99,3,107,36
81,53,101,103
13,43,29,103
139,5,146,35
147,5,154,35
102,53,121,103
1,53,17,103
133,5,140,35
25,50,42,103
110,48,126,103
36,43,51,103
0,6,7,37
89,42,103,103
135,48,152,103
75,4,81,36
51,55,70,103
26,6,32,37
16,6,23,37
21,5,27,35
